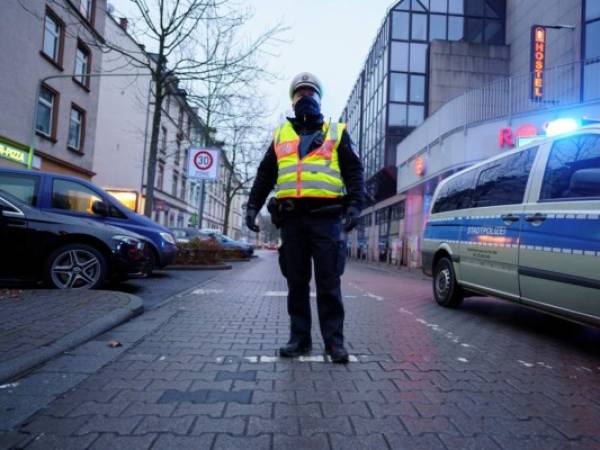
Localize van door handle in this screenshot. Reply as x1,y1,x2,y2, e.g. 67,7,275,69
501,214,520,224
525,213,547,223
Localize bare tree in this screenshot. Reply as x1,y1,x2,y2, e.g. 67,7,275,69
219,104,271,236
99,0,284,217
182,15,283,235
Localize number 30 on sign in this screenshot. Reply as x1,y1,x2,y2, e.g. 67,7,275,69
188,148,221,180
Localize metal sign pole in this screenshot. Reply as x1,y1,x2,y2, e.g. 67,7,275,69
198,179,206,229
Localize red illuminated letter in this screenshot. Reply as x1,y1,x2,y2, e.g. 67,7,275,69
499,128,515,148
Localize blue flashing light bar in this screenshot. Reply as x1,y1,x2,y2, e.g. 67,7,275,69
545,118,579,137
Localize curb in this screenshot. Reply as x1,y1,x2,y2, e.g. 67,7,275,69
164,264,232,271
0,294,143,383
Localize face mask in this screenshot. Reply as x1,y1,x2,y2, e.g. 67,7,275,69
294,95,321,119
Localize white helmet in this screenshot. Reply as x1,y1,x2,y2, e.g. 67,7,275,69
289,72,323,100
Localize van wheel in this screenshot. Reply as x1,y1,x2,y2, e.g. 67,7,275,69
433,257,463,308
45,244,107,289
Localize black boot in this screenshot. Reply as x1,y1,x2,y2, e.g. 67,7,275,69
325,345,349,364
279,341,312,358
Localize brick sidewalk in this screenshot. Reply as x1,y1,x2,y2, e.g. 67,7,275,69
3,251,600,449
0,290,142,381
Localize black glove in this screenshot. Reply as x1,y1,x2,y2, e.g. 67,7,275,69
245,208,260,232
342,206,360,232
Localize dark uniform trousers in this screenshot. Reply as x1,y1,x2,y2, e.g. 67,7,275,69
278,213,347,348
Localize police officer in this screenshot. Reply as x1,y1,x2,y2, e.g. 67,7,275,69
245,73,365,363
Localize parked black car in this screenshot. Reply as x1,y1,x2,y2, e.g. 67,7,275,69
0,189,149,289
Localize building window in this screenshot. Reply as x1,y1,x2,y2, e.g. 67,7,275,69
407,105,425,126
409,43,427,73
389,104,407,126
391,42,409,71
178,107,184,129
156,164,164,190
448,0,464,14
172,173,179,196
42,8,64,68
448,16,464,40
160,126,167,155
181,177,187,200
584,0,600,100
390,73,408,102
411,13,427,40
174,140,181,165
585,5,600,59
430,14,447,40
36,84,59,139
409,74,426,102
79,0,93,21
68,104,85,152
429,0,447,13
586,0,600,20
74,42,91,88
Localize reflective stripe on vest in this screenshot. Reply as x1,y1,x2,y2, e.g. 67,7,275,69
273,120,346,199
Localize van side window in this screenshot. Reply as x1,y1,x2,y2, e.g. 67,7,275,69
541,134,600,200
472,147,537,208
432,170,476,213
52,179,102,214
0,174,39,206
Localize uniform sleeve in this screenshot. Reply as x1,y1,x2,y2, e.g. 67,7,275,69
247,142,278,211
338,129,365,210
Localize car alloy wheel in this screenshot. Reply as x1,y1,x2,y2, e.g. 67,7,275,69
50,248,102,289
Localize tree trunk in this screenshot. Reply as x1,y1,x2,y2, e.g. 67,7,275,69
222,168,234,235
143,55,165,218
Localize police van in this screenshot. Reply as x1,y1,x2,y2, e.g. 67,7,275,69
422,120,600,326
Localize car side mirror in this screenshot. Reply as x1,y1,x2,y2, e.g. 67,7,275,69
569,168,600,197
92,200,109,217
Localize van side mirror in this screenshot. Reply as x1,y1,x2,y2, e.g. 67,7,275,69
569,168,600,197
92,200,109,217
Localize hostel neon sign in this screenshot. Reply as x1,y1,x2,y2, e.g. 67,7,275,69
531,26,546,100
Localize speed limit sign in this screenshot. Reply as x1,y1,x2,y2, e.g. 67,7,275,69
188,148,220,180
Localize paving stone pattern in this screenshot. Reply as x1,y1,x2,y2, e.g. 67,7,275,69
0,290,134,363
2,252,600,449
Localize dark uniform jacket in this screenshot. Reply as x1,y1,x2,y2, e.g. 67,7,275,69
248,115,365,213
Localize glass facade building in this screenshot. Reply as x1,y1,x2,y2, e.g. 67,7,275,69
584,0,600,100
340,0,506,202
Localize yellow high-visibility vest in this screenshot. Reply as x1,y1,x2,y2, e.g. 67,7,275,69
273,120,345,199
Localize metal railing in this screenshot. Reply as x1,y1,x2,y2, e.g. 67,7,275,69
400,58,600,158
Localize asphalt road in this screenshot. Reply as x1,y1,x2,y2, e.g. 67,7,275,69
3,252,600,449
112,268,221,310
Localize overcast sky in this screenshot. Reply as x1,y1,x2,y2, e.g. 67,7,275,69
110,0,394,125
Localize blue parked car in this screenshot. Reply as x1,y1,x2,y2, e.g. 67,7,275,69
0,168,177,271
197,229,254,257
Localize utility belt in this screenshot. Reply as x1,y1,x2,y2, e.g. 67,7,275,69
267,197,343,228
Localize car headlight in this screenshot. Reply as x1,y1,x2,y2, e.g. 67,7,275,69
113,235,140,246
160,232,176,245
